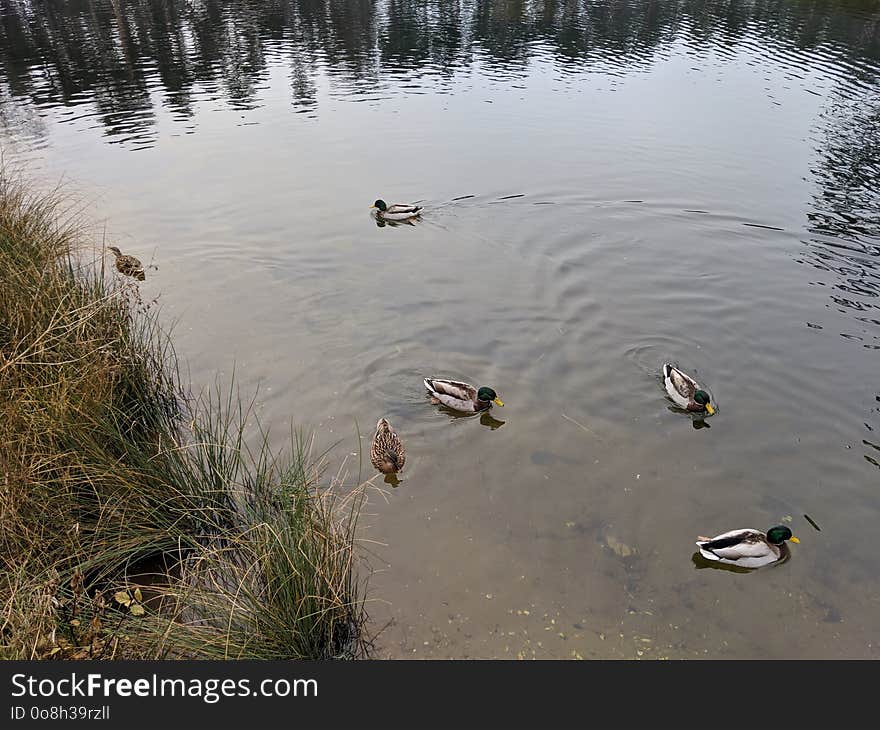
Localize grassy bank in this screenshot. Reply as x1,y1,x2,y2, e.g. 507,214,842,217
0,169,368,659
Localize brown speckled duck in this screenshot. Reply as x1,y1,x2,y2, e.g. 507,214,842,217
108,246,145,281
370,418,406,475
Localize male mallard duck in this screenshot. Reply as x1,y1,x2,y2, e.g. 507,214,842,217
423,378,504,413
696,526,799,568
370,418,406,475
370,199,423,221
108,246,145,281
662,363,715,415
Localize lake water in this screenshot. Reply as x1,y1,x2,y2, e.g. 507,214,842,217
2,0,878,658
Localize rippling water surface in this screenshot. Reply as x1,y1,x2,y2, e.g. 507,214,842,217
2,0,879,658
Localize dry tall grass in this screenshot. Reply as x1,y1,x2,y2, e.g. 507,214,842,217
0,168,367,659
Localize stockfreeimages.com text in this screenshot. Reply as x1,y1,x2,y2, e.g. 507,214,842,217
10,673,317,704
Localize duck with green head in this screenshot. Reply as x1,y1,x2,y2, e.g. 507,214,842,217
696,526,800,568
424,378,503,413
663,363,715,416
371,199,423,222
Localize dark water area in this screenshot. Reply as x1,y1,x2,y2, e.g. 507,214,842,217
2,0,879,658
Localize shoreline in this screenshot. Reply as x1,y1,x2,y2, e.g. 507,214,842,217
0,168,369,660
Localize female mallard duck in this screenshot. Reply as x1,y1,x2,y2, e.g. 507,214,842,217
371,418,406,475
371,199,423,222
423,378,504,413
696,526,799,568
108,246,145,281
662,363,715,415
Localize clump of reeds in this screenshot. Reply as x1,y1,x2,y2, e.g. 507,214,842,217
0,166,368,659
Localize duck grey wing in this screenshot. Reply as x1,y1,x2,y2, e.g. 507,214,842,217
424,378,477,402
386,204,422,215
665,365,696,399
697,530,771,561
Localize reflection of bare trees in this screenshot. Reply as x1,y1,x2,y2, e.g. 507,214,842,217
808,95,880,244
800,89,880,349
0,84,47,144
0,1,878,137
